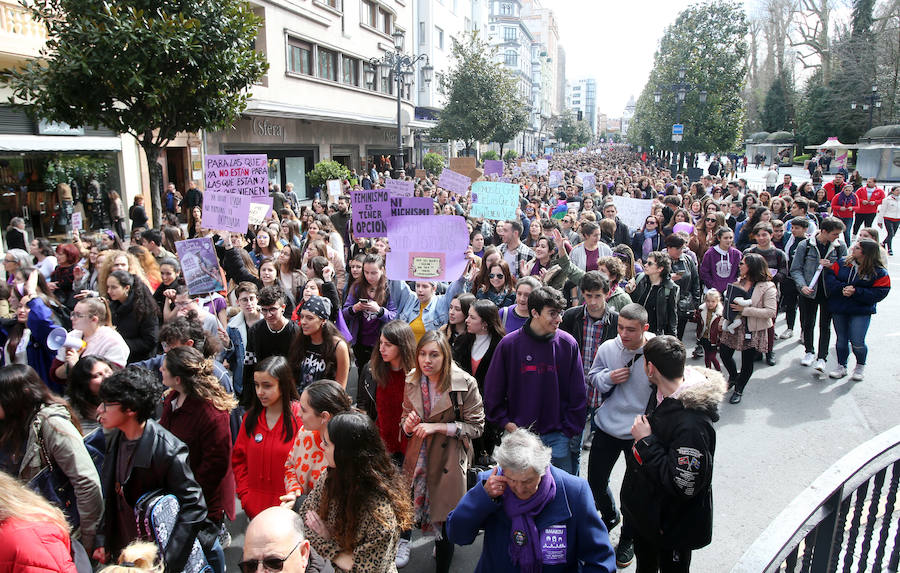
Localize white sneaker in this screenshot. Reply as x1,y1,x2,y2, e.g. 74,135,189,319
829,365,848,379
779,329,793,340
851,365,865,381
814,359,826,372
396,539,411,568
801,353,815,367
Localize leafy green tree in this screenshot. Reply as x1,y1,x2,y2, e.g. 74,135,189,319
629,1,748,165
761,74,795,132
423,153,445,176
481,150,499,161
503,150,518,161
307,160,350,189
431,32,522,156
3,0,268,227
554,110,592,148
490,103,530,158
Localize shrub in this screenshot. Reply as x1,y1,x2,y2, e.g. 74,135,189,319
307,160,350,189
503,149,518,161
481,150,499,161
423,153,445,176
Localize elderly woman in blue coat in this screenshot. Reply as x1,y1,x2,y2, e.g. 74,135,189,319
447,428,616,573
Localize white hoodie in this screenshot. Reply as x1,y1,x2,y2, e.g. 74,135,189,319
588,332,656,440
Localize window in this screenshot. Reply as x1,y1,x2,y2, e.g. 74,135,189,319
435,26,444,49
500,2,513,15
362,1,377,28
318,47,338,81
380,74,393,95
381,9,392,34
419,21,425,42
464,18,472,32
504,49,517,67
342,55,359,86
318,0,340,9
503,27,516,42
288,38,313,75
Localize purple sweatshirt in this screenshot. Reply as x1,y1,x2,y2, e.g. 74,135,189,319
483,321,587,438
699,245,742,294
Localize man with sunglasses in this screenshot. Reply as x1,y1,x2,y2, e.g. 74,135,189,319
241,506,310,573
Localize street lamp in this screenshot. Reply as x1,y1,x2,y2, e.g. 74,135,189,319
652,66,707,173
851,85,882,131
366,30,432,175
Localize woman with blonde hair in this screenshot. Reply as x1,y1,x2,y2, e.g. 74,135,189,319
51,295,130,383
0,470,79,572
96,250,151,297
159,346,237,547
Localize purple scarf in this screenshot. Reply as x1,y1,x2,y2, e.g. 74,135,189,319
503,468,557,573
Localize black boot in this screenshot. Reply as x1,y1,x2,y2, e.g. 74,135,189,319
766,351,776,366
435,528,455,573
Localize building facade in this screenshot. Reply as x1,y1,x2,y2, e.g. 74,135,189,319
566,77,597,137
205,0,433,200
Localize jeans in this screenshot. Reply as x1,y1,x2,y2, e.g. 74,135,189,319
799,291,832,360
853,212,876,235
832,313,871,366
541,431,580,475
204,539,225,573
838,217,853,244
884,219,899,252
587,429,634,540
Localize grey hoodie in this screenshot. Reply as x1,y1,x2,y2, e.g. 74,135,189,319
589,332,656,440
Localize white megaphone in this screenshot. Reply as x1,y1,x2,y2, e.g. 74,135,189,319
47,327,86,352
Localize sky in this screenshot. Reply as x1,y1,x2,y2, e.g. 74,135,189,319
552,0,753,117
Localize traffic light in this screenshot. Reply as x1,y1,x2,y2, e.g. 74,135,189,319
577,110,583,121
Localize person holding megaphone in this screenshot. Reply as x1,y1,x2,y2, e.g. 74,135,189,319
50,296,129,387
0,269,63,391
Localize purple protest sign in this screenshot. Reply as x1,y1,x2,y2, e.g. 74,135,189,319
549,170,563,188
351,189,390,237
203,154,268,232
499,176,512,183
483,160,504,177
385,178,414,197
437,169,471,195
175,238,225,295
389,196,433,217
386,215,468,281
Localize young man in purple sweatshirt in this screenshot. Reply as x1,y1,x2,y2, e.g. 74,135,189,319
483,286,587,475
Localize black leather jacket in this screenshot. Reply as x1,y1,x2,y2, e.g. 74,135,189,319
97,419,213,572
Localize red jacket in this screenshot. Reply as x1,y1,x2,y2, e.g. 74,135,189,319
160,392,236,522
0,518,78,573
232,401,302,519
855,186,885,215
831,191,859,218
823,180,842,201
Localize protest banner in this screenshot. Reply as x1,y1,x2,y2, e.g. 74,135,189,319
385,178,414,197
523,162,538,176
71,212,82,230
611,196,654,230
536,159,549,175
203,154,267,233
389,196,433,217
437,169,471,195
175,237,225,295
450,157,478,179
470,181,520,220
326,179,342,201
351,189,390,237
549,170,563,188
577,172,596,192
483,160,504,177
248,196,273,226
512,166,522,177
414,169,426,179
386,215,468,281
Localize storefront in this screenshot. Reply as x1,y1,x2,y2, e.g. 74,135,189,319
205,113,430,200
0,106,128,240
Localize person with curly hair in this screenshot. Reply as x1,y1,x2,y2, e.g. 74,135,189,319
106,270,159,363
300,410,414,573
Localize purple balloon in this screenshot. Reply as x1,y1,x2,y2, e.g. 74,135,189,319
673,222,694,235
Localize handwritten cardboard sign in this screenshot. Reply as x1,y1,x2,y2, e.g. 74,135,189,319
549,170,563,188
577,172,596,192
351,189,390,237
389,197,433,217
385,178,414,197
611,196,654,231
470,181,520,220
536,159,549,175
71,212,82,230
203,154,268,232
483,160,504,177
437,169,471,195
414,169,426,179
175,237,225,295
248,196,273,226
386,215,468,281
326,179,342,200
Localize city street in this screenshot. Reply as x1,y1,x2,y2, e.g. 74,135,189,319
224,165,900,572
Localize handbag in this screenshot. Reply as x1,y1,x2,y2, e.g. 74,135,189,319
449,392,491,490
27,417,105,530
134,490,212,573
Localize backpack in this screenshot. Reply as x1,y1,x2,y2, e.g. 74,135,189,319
134,490,212,573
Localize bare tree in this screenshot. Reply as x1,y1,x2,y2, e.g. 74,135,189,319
791,0,835,83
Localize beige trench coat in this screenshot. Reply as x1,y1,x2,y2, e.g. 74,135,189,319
401,365,485,523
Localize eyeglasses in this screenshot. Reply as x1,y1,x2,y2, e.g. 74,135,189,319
71,312,91,319
488,273,504,279
238,540,302,573
3,258,14,263
99,402,121,411
260,306,283,315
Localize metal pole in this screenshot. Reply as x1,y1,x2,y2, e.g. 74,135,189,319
868,97,874,131
396,60,403,176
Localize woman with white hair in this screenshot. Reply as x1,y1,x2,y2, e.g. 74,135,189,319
446,428,616,572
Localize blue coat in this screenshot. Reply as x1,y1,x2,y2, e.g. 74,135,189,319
0,298,61,392
824,258,890,315
446,466,616,573
389,276,466,331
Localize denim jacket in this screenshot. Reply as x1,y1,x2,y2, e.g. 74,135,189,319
389,276,466,332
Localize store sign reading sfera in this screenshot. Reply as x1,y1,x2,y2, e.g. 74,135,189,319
254,118,285,141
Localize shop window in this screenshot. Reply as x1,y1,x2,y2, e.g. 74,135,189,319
342,55,359,86
318,47,338,81
288,39,313,75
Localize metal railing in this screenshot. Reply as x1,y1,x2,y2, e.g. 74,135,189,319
732,425,900,572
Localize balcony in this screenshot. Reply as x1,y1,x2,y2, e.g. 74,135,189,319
0,0,47,65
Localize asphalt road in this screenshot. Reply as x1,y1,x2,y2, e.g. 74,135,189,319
226,163,900,571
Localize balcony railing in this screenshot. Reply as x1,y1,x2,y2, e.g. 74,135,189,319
732,425,900,572
0,1,46,58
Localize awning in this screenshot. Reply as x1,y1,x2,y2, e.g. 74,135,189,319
246,99,433,130
0,134,122,152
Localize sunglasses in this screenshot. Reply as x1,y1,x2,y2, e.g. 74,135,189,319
706,217,717,222
488,273,505,279
238,540,302,573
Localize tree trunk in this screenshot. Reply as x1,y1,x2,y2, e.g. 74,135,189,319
142,142,163,229
499,142,505,158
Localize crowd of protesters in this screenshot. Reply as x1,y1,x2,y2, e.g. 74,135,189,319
0,145,893,573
